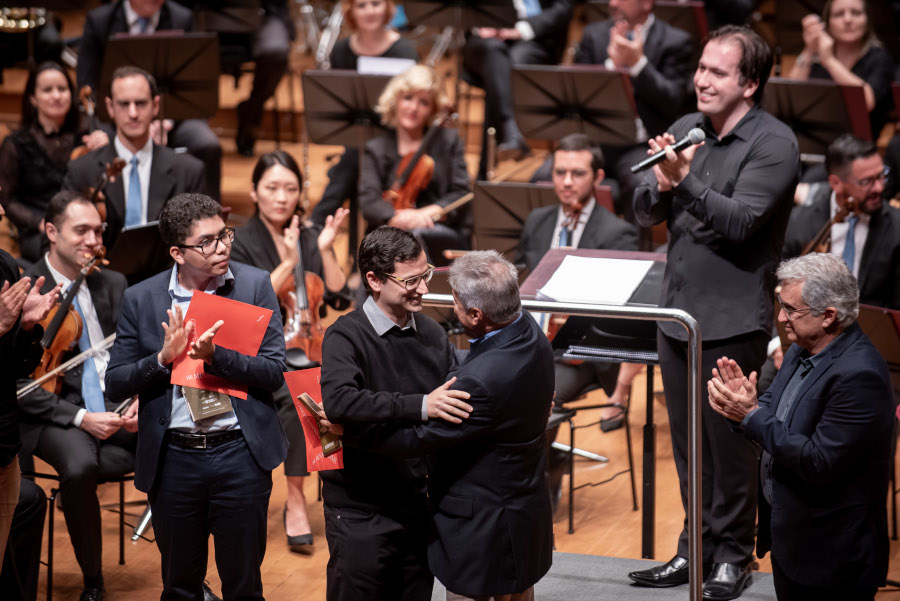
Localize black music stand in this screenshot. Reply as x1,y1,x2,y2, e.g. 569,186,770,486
762,77,871,158
404,1,517,32
510,65,639,145
471,182,558,263
184,1,263,33
301,70,393,260
106,221,173,285
521,248,665,555
98,33,220,123
584,0,709,47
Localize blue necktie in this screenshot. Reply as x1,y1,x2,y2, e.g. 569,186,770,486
842,214,859,271
126,156,142,227
72,296,105,413
136,16,150,33
558,226,570,248
523,0,541,18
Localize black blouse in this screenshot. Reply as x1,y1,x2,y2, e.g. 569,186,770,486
329,36,418,70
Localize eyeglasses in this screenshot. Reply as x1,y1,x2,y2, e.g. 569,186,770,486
848,166,890,189
385,264,435,290
778,294,812,322
178,227,235,257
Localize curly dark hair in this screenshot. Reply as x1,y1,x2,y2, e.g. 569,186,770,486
159,193,223,248
21,62,80,132
358,226,423,290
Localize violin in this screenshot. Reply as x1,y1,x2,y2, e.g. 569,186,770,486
801,196,859,255
277,235,326,365
70,86,98,162
32,250,107,395
383,109,456,211
88,158,127,223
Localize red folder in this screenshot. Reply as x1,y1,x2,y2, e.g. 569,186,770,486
284,368,344,472
171,290,273,400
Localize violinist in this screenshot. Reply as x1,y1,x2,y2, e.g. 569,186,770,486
359,65,472,266
63,66,206,251
515,134,641,510
0,62,108,265
783,134,900,310
230,150,349,553
17,190,134,601
310,0,418,227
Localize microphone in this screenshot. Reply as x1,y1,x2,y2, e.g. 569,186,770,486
630,128,706,174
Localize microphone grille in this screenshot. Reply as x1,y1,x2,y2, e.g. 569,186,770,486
688,128,706,144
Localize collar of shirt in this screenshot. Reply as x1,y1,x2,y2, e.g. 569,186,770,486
553,198,596,249
700,103,763,143
828,190,869,277
114,135,153,166
468,311,523,346
363,295,417,336
123,2,161,33
167,263,235,303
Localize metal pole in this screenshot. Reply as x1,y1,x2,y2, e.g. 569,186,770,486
423,294,703,601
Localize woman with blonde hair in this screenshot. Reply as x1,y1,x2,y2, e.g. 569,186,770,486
359,65,472,265
788,0,894,137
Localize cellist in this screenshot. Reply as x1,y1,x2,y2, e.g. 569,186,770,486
359,65,472,266
230,150,348,554
18,190,135,601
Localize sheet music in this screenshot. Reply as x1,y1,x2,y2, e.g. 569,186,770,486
536,256,654,306
358,56,416,76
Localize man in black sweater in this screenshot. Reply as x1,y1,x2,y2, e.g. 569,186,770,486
320,226,472,601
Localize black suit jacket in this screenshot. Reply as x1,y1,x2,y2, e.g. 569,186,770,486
77,0,193,91
62,142,205,249
743,323,893,589
104,262,288,492
574,17,694,138
17,261,127,452
515,202,639,272
362,314,555,597
782,186,900,310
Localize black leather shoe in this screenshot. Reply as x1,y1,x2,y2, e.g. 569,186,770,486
79,586,104,601
702,562,752,600
628,555,690,587
202,582,222,601
497,136,531,162
284,507,314,554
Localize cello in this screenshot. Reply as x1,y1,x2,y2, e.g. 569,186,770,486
32,250,107,394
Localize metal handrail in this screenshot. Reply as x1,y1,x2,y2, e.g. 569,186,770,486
423,293,704,601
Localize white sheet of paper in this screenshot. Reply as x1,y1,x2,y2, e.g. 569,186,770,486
358,56,417,76
536,256,654,306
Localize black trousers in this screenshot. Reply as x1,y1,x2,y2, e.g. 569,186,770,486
323,503,432,601
24,424,135,586
657,330,767,566
0,478,46,601
771,554,877,601
311,148,359,227
150,435,272,601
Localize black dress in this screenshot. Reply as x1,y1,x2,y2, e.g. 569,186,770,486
309,35,419,227
231,213,349,476
0,126,82,264
809,45,895,138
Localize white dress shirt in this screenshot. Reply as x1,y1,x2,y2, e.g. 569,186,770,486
115,135,153,225
551,198,596,249
829,192,869,278
123,1,161,34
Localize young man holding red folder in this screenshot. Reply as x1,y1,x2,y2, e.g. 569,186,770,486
106,193,287,601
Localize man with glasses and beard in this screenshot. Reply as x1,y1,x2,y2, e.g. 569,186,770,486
319,226,472,601
783,134,900,310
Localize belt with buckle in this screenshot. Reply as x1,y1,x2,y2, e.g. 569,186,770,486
169,429,242,449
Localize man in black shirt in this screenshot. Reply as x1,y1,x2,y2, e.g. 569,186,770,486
631,25,799,600
320,226,472,601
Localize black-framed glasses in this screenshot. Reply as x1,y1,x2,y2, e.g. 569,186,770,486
385,264,435,290
777,294,812,322
178,227,235,257
849,166,890,189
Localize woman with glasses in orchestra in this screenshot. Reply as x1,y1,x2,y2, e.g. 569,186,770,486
0,62,108,265
230,150,349,554
310,0,418,227
788,0,894,138
358,65,471,266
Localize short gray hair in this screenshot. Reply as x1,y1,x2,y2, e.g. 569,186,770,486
449,250,521,324
776,253,859,328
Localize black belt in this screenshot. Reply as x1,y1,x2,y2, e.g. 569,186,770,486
169,429,242,449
